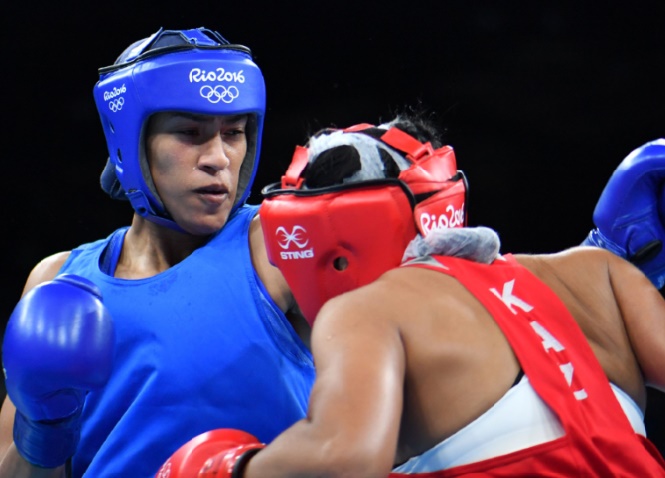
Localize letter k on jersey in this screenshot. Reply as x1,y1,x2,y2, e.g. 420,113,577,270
490,277,588,401
490,279,533,314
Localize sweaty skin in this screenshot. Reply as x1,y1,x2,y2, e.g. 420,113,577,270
240,247,665,477
0,113,304,478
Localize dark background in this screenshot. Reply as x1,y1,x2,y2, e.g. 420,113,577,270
4,0,665,455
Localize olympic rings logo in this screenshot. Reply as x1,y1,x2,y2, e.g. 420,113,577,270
108,97,125,112
199,85,240,104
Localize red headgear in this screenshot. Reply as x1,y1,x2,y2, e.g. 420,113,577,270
259,123,467,326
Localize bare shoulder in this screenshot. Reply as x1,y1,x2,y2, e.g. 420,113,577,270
315,267,429,330
248,214,292,312
515,245,617,266
22,251,72,296
517,246,665,393
311,275,408,350
513,246,626,282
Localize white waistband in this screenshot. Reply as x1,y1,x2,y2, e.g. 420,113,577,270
393,377,644,473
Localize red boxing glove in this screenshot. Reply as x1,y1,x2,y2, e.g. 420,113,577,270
155,429,264,478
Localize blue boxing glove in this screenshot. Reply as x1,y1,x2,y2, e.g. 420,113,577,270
583,139,665,289
2,274,115,468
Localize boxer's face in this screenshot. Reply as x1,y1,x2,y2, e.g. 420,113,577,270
145,112,248,235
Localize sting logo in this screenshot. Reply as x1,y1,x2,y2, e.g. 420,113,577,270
276,226,314,260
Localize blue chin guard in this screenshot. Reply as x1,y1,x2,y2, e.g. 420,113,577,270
94,27,266,231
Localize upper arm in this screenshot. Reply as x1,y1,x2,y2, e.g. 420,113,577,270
249,214,293,312
608,252,665,392
21,251,71,295
308,292,406,453
249,216,312,346
247,286,405,477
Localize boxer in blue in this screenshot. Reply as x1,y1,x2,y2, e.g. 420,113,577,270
0,27,314,478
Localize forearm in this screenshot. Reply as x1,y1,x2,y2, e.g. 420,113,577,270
243,436,318,478
242,420,389,478
158,422,381,478
243,445,326,478
0,444,66,478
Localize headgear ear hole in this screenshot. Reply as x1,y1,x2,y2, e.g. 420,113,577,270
116,149,122,163
333,257,349,271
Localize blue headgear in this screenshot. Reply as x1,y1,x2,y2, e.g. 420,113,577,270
94,27,266,231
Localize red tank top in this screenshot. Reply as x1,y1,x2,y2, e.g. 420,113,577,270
391,254,665,477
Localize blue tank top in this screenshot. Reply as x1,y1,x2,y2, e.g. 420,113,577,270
58,205,315,478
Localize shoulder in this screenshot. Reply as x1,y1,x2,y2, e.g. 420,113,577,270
513,246,624,279
22,251,72,296
514,245,616,263
316,269,418,328
248,214,294,312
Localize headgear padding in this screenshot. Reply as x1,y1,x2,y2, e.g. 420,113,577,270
94,27,266,231
259,122,468,325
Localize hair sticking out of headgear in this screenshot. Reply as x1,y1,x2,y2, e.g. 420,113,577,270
260,113,483,325
303,128,412,187
304,122,501,264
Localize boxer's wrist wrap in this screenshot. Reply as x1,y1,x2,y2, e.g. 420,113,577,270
584,228,665,290
13,408,82,469
583,229,627,258
231,446,263,478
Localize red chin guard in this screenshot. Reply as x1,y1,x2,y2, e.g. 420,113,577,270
259,125,467,326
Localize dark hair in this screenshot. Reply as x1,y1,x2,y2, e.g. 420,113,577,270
303,109,445,189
